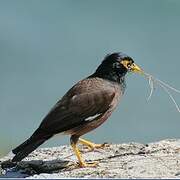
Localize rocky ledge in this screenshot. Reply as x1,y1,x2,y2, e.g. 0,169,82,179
0,139,180,178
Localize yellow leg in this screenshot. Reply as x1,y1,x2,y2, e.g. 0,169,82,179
79,138,108,151
70,136,98,168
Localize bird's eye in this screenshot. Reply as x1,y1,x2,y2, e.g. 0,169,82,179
127,63,132,69
120,60,133,70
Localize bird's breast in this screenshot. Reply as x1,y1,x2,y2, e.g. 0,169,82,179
67,82,122,137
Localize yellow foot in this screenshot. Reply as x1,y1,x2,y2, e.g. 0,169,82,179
79,138,109,151
71,137,99,169
78,161,98,168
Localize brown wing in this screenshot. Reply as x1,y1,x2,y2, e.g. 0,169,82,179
36,81,115,135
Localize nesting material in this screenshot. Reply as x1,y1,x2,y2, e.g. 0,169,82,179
143,72,180,112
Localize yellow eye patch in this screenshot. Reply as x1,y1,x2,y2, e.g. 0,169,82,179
120,60,143,74
120,60,131,69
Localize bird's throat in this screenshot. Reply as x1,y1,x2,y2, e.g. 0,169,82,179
90,70,126,93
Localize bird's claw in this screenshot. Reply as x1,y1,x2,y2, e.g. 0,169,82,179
85,142,110,151
79,138,109,152
78,161,99,168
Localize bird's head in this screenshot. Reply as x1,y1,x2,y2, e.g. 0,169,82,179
104,52,143,74
94,52,143,82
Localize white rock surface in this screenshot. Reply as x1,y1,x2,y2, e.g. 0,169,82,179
1,139,180,178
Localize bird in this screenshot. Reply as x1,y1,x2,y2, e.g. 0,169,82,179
11,52,143,168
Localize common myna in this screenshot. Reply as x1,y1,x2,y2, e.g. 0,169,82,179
11,52,143,167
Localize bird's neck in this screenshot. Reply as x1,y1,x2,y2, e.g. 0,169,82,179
90,68,126,86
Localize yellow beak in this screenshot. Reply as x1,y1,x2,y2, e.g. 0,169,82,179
131,63,144,74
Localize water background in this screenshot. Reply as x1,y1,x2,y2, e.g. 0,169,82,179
0,0,180,157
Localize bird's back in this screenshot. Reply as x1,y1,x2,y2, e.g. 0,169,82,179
36,77,122,136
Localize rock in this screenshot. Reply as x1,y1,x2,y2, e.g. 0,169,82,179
0,139,180,178
0,165,3,176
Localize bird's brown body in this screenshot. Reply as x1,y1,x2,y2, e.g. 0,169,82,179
34,77,122,137
11,52,143,167
63,77,122,136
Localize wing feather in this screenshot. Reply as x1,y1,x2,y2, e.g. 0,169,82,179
36,79,115,135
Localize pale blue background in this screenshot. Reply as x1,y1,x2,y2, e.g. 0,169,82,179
0,0,180,157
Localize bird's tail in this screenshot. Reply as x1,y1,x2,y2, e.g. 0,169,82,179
12,131,52,162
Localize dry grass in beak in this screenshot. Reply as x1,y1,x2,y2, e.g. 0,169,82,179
143,72,180,113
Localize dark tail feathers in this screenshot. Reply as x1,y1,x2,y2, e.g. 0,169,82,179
12,133,52,162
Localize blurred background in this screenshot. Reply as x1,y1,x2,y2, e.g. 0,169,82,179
0,0,180,157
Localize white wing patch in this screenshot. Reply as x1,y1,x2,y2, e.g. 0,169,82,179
85,113,102,121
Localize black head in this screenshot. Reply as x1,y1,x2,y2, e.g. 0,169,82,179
92,52,143,83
